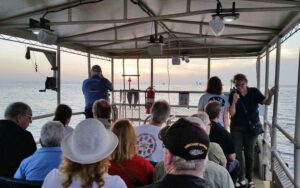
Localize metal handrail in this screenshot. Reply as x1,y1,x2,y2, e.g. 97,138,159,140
113,89,205,94
32,112,85,121
113,102,198,108
264,119,295,146
264,120,272,128
273,150,295,185
274,123,296,145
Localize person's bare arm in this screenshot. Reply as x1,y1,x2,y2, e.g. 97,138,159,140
262,86,275,105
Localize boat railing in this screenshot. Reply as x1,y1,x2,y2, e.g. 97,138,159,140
32,112,84,121
112,89,202,125
263,120,295,187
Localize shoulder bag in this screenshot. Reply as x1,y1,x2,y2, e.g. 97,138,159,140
116,163,144,187
238,97,264,136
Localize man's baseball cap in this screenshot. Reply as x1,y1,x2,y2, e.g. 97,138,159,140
91,65,102,72
162,118,209,160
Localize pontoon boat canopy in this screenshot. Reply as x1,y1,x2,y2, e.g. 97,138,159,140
0,0,300,58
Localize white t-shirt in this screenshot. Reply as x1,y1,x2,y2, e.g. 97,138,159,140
42,169,127,188
63,126,74,137
135,124,163,163
198,93,229,127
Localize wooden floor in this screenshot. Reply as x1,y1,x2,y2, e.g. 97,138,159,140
253,176,270,188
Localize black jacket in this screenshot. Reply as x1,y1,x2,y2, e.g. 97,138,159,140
0,120,36,177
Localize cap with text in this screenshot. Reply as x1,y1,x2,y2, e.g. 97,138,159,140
162,118,209,160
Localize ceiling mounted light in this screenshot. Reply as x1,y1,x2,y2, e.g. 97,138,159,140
148,21,165,56
209,16,225,36
210,1,239,36
29,18,57,45
212,2,239,23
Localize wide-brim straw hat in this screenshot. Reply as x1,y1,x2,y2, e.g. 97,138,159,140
61,118,118,164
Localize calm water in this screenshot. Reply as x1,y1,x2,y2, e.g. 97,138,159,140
0,81,297,171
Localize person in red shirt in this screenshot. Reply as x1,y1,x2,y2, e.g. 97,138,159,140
109,119,154,188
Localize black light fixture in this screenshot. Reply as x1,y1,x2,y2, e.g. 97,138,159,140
209,1,239,36
148,21,164,56
212,2,239,22
29,18,52,35
29,18,57,44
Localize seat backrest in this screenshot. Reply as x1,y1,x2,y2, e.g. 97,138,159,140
0,177,42,188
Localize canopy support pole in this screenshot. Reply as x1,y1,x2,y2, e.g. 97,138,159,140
271,38,281,183
256,56,261,89
87,52,91,77
207,48,211,82
263,46,270,180
294,49,300,188
151,57,154,87
56,45,61,105
111,57,114,104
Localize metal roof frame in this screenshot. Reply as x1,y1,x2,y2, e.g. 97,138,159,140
0,0,299,58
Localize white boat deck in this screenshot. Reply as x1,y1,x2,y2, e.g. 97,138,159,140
254,176,270,188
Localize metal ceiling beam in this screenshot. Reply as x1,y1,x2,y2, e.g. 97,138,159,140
1,6,299,26
61,38,149,43
260,12,300,54
172,31,275,37
87,32,267,49
61,33,271,43
87,32,167,48
164,19,279,32
0,0,83,23
129,0,176,39
60,21,148,39
170,32,270,42
239,0,300,5
111,52,259,59
90,44,265,52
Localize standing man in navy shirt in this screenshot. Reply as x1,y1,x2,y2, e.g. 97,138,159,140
82,65,113,118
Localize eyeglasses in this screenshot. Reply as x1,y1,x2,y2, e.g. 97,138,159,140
207,123,212,127
25,114,33,120
234,82,246,87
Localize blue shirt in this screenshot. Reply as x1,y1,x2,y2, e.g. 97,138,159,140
14,147,62,181
82,75,113,108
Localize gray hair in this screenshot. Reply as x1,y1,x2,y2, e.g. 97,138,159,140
151,100,170,123
92,99,111,119
4,102,31,119
172,155,207,174
40,121,64,147
192,112,210,127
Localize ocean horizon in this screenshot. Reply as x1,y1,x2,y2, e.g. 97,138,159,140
0,80,297,172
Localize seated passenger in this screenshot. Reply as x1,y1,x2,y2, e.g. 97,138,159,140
205,101,240,184
192,112,227,167
0,102,36,177
153,117,234,188
53,104,74,136
42,119,126,188
135,100,170,164
14,121,64,181
92,99,112,129
143,117,209,188
109,119,154,188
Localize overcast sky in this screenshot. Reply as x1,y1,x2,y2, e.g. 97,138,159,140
0,31,299,88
